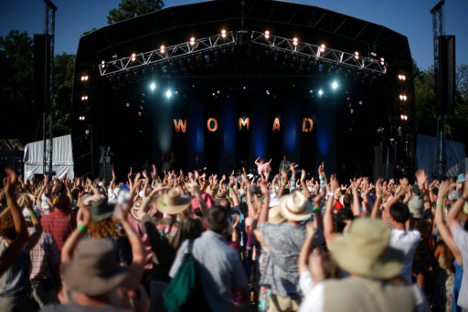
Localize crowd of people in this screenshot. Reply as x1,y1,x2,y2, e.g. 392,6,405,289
0,158,467,312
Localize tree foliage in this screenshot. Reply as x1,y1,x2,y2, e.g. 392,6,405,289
107,0,164,24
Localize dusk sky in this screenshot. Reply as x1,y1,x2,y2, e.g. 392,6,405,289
1,0,467,69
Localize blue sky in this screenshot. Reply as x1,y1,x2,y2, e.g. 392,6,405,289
1,0,467,69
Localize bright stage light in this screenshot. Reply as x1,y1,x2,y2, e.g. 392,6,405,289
380,57,385,65
221,29,227,38
264,30,270,39
318,89,324,96
160,45,165,53
165,89,173,98
81,95,88,101
149,82,156,91
101,60,105,68
266,90,270,95
320,44,326,53
331,80,339,90
293,37,298,46
81,75,89,81
400,114,408,121
399,94,407,101
190,37,196,45
131,53,136,61
354,51,359,59
79,115,85,121
398,74,406,81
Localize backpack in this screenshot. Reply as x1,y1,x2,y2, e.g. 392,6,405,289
163,240,209,312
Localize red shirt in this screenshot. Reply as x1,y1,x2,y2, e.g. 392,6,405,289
41,210,72,251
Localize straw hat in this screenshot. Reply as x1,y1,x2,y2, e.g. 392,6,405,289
408,196,423,219
17,193,35,209
62,239,128,296
268,206,286,225
330,218,405,280
156,188,191,215
279,191,313,222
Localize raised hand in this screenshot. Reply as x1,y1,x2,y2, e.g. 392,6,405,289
415,169,428,191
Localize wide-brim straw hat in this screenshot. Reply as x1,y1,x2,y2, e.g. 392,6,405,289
279,190,313,222
156,188,191,215
62,239,128,296
17,193,35,209
269,205,286,225
330,218,405,280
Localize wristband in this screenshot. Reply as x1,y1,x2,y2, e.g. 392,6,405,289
381,194,385,199
29,211,37,218
436,203,444,209
313,207,321,213
146,197,153,202
78,225,87,233
230,187,234,191
226,196,231,199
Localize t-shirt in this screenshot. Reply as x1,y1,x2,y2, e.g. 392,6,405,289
389,229,420,283
141,215,203,281
0,237,31,297
41,302,130,312
41,210,72,251
453,225,468,309
259,222,307,298
169,231,247,312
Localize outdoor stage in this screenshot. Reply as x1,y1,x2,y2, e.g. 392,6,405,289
72,0,415,178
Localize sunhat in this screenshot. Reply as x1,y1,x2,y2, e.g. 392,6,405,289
279,190,313,222
408,196,424,219
156,188,191,215
330,218,405,280
268,205,286,225
62,239,128,296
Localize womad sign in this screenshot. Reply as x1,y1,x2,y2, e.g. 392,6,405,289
173,117,314,133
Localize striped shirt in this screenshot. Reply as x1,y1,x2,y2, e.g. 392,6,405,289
41,210,72,252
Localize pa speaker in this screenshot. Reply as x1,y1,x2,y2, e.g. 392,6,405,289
33,34,51,114
438,35,456,114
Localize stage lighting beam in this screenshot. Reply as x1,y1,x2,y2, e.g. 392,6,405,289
149,82,157,91
165,89,173,98
331,80,339,90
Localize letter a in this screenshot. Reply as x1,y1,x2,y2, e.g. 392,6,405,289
272,117,280,131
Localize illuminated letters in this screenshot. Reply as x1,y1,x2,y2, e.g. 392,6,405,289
238,117,250,131
173,119,187,133
302,118,314,132
272,117,281,131
207,118,218,132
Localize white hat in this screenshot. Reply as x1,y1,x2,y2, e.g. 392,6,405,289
279,191,313,222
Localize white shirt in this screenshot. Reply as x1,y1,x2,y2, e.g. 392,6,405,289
389,229,420,283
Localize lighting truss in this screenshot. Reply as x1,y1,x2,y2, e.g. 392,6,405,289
99,31,237,76
250,31,386,74
99,30,387,76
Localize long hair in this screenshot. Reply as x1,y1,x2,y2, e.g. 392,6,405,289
87,217,123,239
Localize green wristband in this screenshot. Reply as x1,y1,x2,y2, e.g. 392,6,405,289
436,203,444,209
146,197,153,202
30,211,37,218
226,196,231,199
78,225,87,233
313,207,321,213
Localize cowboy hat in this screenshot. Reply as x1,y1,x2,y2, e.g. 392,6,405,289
279,191,313,222
156,188,191,215
62,239,128,296
17,192,35,209
269,205,286,225
330,218,405,280
89,199,115,223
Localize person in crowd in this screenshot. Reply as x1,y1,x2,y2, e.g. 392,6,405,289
17,192,61,308
279,156,291,173
299,218,428,312
447,174,468,311
0,170,42,312
170,206,248,311
255,157,272,180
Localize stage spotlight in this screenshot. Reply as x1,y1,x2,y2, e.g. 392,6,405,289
190,37,196,45
399,94,407,101
78,115,85,121
331,80,339,90
165,89,173,98
160,45,165,54
264,30,270,39
380,57,385,65
319,44,326,53
354,51,359,59
81,95,88,101
400,114,408,121
131,53,136,61
293,37,298,46
149,82,156,91
398,74,406,81
101,60,105,69
221,29,227,38
80,75,89,81
318,89,324,96
266,90,270,95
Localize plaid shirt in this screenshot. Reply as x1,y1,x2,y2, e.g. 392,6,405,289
41,210,72,251
28,227,60,282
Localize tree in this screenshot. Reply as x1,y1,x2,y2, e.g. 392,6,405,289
52,53,75,136
107,0,164,24
0,30,35,142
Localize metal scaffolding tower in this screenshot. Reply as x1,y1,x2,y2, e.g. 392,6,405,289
43,0,56,175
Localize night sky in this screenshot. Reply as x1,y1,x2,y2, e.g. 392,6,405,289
1,0,467,69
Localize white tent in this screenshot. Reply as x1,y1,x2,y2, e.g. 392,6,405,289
23,135,74,181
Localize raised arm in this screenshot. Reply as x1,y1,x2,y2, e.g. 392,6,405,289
447,175,468,233
351,177,363,217
257,182,270,225
301,169,312,201
435,181,462,264
0,169,29,277
298,223,315,276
